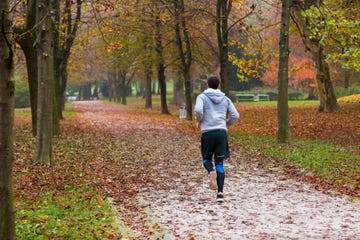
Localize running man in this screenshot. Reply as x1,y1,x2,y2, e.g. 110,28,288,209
194,75,239,202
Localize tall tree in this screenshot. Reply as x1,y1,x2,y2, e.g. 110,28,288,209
216,0,232,96
0,0,15,237
154,0,170,114
277,0,291,143
216,0,256,96
14,0,60,136
118,69,134,105
53,0,82,119
140,2,154,109
173,0,193,120
14,0,38,136
291,0,339,112
34,0,55,163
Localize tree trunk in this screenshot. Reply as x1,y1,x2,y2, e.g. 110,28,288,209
0,0,15,237
119,70,129,105
82,83,92,100
307,86,317,100
344,69,350,89
53,0,62,118
277,0,291,143
56,62,67,117
154,4,170,115
93,81,99,99
108,70,114,101
158,63,170,114
19,37,38,136
216,0,232,96
145,69,152,109
173,71,185,106
121,82,127,105
53,0,81,119
14,0,38,136
52,92,60,136
312,46,339,112
35,0,54,164
173,0,193,120
291,0,339,112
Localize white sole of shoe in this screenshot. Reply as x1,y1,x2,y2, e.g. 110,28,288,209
209,171,217,190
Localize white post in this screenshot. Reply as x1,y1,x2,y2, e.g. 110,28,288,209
179,106,186,123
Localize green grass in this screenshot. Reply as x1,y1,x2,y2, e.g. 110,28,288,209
232,133,360,192
15,108,32,117
63,102,77,118
238,100,320,107
14,103,77,118
16,185,121,239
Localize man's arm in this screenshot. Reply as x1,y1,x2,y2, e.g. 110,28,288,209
226,99,239,126
194,95,204,122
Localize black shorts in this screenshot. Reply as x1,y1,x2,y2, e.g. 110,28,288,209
201,129,229,161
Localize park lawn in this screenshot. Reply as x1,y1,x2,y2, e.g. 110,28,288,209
16,186,121,239
238,100,320,108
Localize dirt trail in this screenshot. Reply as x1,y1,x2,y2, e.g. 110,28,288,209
74,101,360,240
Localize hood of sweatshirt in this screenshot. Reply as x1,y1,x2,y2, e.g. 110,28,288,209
203,88,226,104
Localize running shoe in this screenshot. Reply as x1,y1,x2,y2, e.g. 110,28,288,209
217,192,224,202
209,171,217,190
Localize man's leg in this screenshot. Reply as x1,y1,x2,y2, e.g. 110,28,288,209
201,133,215,173
214,130,228,201
215,159,225,193
201,132,217,190
203,159,213,173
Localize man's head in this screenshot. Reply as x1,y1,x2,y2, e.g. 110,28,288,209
207,75,220,89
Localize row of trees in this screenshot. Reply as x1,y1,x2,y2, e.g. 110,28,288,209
67,0,359,116
1,0,82,237
67,0,260,118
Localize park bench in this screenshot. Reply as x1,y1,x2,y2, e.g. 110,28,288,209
234,93,270,102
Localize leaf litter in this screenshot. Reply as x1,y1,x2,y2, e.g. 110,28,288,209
14,101,360,239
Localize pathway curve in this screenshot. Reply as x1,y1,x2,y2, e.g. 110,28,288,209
74,101,360,240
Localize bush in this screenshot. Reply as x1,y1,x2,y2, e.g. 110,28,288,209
288,92,304,100
266,91,278,101
335,86,360,98
338,94,360,103
15,76,30,108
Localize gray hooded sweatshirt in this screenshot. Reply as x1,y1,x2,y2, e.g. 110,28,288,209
194,88,239,133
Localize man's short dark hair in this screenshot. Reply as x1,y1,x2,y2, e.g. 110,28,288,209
207,75,220,89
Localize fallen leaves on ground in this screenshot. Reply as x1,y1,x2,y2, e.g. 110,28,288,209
232,103,360,146
13,101,360,238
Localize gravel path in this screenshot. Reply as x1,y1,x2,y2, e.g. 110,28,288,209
136,138,360,240
75,101,360,240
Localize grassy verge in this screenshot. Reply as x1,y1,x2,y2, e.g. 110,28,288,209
238,100,320,107
16,185,122,239
14,106,124,239
232,133,360,195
